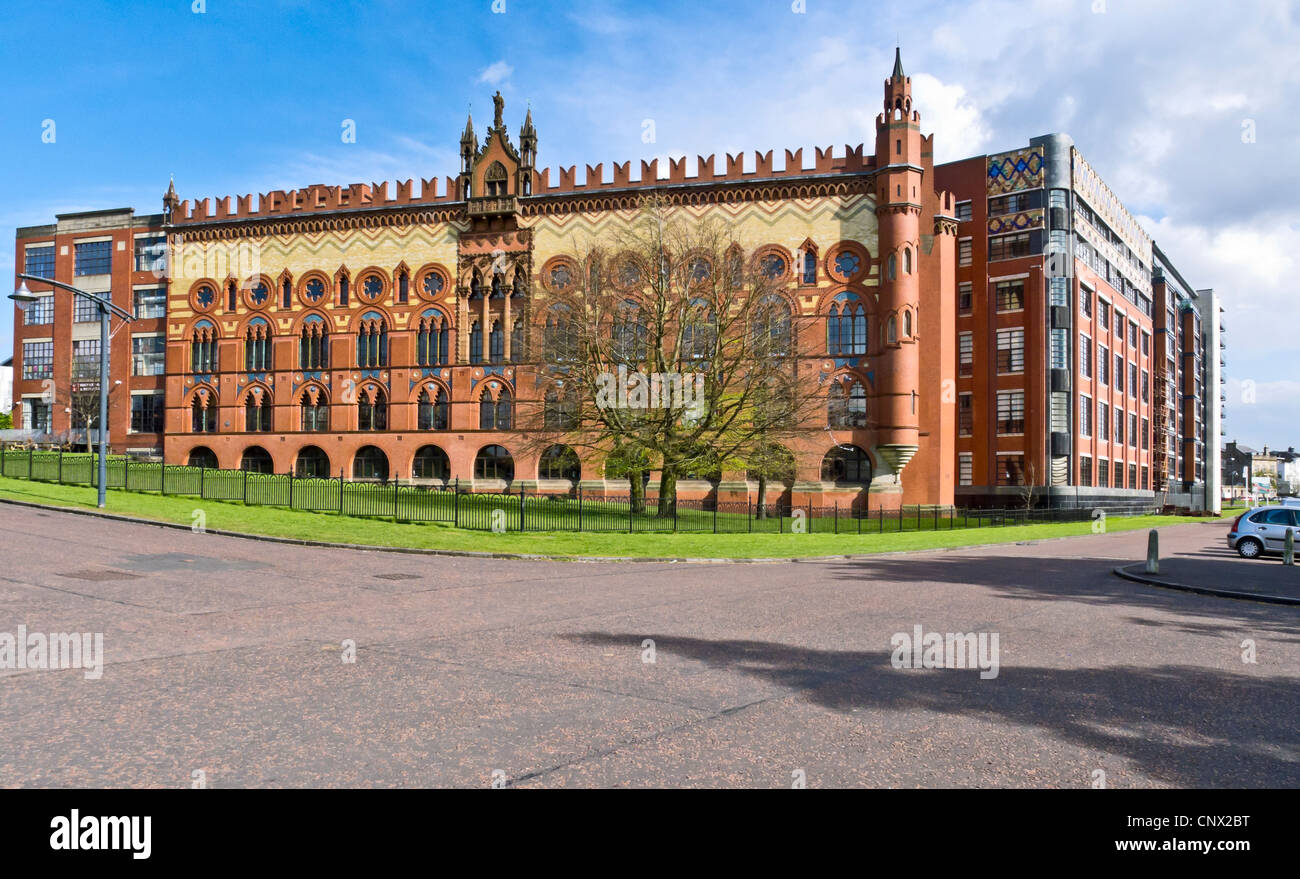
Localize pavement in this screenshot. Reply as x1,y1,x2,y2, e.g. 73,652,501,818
0,504,1296,788
1115,540,1300,604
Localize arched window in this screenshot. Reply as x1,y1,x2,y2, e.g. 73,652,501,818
903,310,912,337
544,304,576,362
299,387,328,432
490,272,504,300
904,247,913,274
396,270,409,304
489,319,504,363
417,385,449,430
829,379,867,428
510,318,524,363
821,445,872,484
338,272,350,307
755,294,792,356
294,445,331,478
802,249,817,285
887,253,897,281
484,161,508,197
412,445,450,481
187,446,218,468
191,321,217,373
474,444,514,481
544,384,578,429
682,300,715,361
470,271,483,301
613,300,646,362
827,298,867,355
511,269,526,299
191,392,216,433
357,385,387,431
887,315,898,345
356,316,388,368
245,318,271,371
353,445,389,481
299,317,329,369
243,388,271,432
539,444,580,482
240,446,273,473
416,311,449,366
479,386,512,430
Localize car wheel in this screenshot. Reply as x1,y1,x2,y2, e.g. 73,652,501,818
1237,538,1264,559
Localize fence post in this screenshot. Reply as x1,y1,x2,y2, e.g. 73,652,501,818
243,467,248,504
161,461,166,495
453,478,460,527
518,486,525,532
577,486,583,533
124,456,130,491
29,446,34,479
807,504,813,534
394,478,400,522
288,471,293,509
835,502,839,534
878,505,882,533
713,498,718,534
339,474,344,514
628,494,633,533
674,496,679,532
898,506,903,532
200,466,205,499
934,505,939,531
747,498,751,533
58,449,63,484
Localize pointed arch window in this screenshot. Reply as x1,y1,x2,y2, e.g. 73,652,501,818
755,294,792,357
244,388,271,432
338,273,350,307
544,384,579,430
300,388,328,432
485,161,508,197
510,317,524,363
479,386,513,430
545,304,576,362
357,385,387,431
469,320,483,364
887,253,897,281
397,270,409,304
299,317,329,370
191,393,216,433
903,310,913,337
416,312,449,366
417,385,449,430
244,318,272,371
613,300,646,362
490,273,504,300
191,321,217,373
470,271,483,301
904,248,913,274
489,319,504,363
357,316,388,368
827,299,867,355
887,315,898,345
511,269,526,299
801,249,817,285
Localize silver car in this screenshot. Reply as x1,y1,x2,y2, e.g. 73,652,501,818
1227,505,1299,559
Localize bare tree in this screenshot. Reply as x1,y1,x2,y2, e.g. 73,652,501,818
518,196,824,518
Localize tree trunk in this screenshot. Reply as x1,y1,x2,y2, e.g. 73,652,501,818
756,474,768,519
629,467,646,515
657,468,677,519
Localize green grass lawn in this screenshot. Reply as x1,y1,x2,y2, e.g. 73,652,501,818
0,474,1226,560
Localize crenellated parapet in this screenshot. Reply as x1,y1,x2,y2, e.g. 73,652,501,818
170,177,462,225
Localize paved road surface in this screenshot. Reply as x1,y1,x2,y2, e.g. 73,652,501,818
1,504,1296,788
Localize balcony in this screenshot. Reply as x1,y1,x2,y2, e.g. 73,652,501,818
467,195,517,217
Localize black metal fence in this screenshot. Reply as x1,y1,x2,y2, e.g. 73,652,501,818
0,445,1148,536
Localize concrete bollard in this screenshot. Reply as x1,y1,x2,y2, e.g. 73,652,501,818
1145,529,1159,574
1285,529,1295,567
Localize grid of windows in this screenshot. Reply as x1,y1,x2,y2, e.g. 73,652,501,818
1079,335,1091,378
23,296,53,325
1114,460,1124,488
988,232,1033,261
24,245,55,277
958,394,973,436
958,453,973,486
996,328,1025,373
1079,396,1092,437
72,339,101,384
1080,286,1092,318
130,394,164,433
1129,363,1138,396
955,201,973,222
958,282,972,314
1115,354,1124,392
1129,463,1138,490
1098,404,1108,443
133,287,166,318
1098,458,1110,487
134,236,167,274
22,341,53,380
958,332,973,377
1080,455,1092,487
995,280,1025,311
1098,299,1110,330
1099,346,1109,384
958,238,972,266
131,335,165,376
996,454,1026,486
23,397,52,432
1114,406,1123,444
74,240,112,275
74,294,101,323
996,390,1025,434
1129,413,1138,448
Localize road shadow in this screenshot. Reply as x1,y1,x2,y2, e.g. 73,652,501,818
564,632,1300,787
814,553,1300,638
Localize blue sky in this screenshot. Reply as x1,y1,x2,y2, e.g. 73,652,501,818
2,0,1297,448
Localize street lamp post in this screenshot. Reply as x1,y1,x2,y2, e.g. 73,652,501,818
11,273,134,508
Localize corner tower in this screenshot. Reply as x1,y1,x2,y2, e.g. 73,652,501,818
872,48,924,480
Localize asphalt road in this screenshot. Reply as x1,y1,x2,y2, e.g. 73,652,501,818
1,504,1296,788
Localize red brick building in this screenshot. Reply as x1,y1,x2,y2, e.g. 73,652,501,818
10,209,168,454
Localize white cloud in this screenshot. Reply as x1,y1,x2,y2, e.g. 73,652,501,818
478,61,514,86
